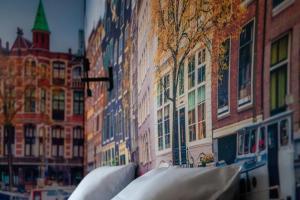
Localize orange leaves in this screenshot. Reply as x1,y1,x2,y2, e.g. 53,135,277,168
152,0,245,70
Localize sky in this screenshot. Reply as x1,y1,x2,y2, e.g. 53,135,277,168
84,0,105,44
0,0,85,53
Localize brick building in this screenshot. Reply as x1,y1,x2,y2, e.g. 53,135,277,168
262,0,300,183
0,0,84,191
85,21,106,172
211,0,265,164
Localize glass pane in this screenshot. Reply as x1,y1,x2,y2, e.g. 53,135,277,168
188,109,195,125
271,42,278,66
238,133,244,155
259,127,266,151
270,71,277,110
280,119,288,146
188,91,195,110
278,35,288,62
250,129,257,153
197,66,206,84
189,125,196,142
277,68,287,108
244,132,249,154
197,86,205,104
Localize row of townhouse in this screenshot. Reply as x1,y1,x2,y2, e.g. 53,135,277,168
85,0,300,184
0,0,85,191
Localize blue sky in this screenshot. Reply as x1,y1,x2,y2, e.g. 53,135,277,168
0,0,85,53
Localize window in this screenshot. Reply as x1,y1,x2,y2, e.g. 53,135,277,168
157,74,171,151
188,57,195,89
40,64,47,78
38,127,45,156
24,124,36,156
218,39,230,114
73,91,84,115
4,125,15,156
188,91,196,142
40,89,46,113
270,35,288,115
272,0,286,8
259,127,266,152
238,128,258,155
197,86,206,139
250,129,257,153
24,60,36,77
187,51,207,142
72,66,82,79
25,88,36,112
280,119,288,146
25,60,30,76
73,127,84,158
164,75,170,103
178,63,184,96
157,109,163,150
52,61,65,85
52,90,65,120
52,126,64,157
238,21,254,106
164,105,170,148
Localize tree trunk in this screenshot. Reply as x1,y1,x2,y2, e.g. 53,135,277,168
172,99,179,165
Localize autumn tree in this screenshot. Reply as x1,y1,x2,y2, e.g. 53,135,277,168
151,0,245,165
0,53,39,191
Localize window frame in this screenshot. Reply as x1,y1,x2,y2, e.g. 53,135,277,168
269,33,290,116
237,19,255,109
24,124,36,157
217,38,231,116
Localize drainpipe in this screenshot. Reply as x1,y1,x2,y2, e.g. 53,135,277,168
261,0,268,121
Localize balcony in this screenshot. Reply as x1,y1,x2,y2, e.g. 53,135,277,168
72,79,84,89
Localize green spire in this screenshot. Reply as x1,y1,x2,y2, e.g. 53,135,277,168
32,0,49,32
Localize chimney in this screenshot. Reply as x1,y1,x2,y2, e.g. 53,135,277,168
68,48,72,55
6,41,9,51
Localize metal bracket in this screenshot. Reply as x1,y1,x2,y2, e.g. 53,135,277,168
81,57,114,97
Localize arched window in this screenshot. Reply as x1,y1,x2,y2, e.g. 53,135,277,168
52,90,65,120
40,64,47,78
72,66,82,79
73,127,83,158
25,88,36,112
52,126,64,157
24,124,36,156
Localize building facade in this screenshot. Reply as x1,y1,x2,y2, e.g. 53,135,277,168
0,0,84,191
101,0,132,166
262,0,300,183
85,21,106,172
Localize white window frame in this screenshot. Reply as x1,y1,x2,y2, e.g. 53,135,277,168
237,19,255,110
217,38,231,117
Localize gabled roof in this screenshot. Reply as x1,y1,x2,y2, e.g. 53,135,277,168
32,0,50,32
11,28,32,51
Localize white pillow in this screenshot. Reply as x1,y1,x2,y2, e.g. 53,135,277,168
113,165,240,200
69,163,136,200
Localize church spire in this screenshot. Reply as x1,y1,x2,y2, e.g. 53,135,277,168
32,0,49,32
32,0,50,50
